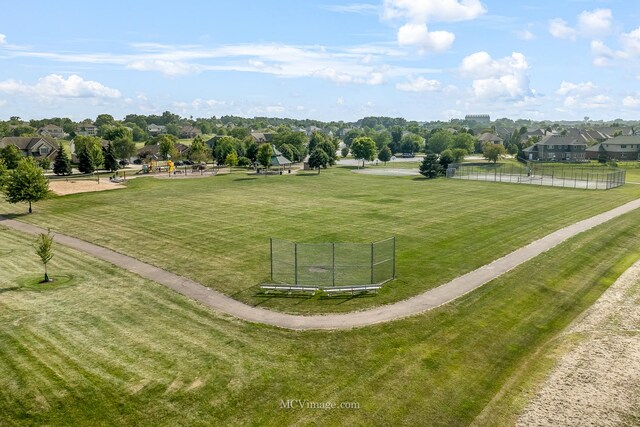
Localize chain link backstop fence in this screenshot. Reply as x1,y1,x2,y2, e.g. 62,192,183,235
270,237,396,288
446,163,626,190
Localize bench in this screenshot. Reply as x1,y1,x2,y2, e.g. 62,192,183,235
322,285,382,296
260,284,319,295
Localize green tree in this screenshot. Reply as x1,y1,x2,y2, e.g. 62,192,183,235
343,129,365,147
103,142,119,172
112,137,136,162
257,144,273,171
483,143,507,163
246,141,259,165
308,131,326,153
159,138,176,160
4,157,50,213
373,130,392,150
390,126,403,153
213,136,240,165
94,113,115,129
419,153,442,179
53,144,72,176
427,130,453,154
0,159,7,190
400,133,424,154
451,148,467,163
101,125,132,141
225,151,238,172
74,136,104,173
452,133,475,153
439,149,455,173
278,144,295,163
350,136,377,167
308,148,330,174
340,146,349,158
378,146,392,164
34,230,54,283
1,145,22,169
316,140,337,166
38,157,51,171
189,135,211,164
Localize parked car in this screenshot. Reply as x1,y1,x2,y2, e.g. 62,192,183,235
119,159,130,167
401,153,415,158
133,159,142,165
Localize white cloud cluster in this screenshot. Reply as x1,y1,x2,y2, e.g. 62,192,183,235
396,76,441,92
548,9,612,40
590,26,640,66
555,81,610,109
460,51,531,100
0,74,121,99
623,96,640,109
383,0,486,53
127,60,200,76
0,34,6,44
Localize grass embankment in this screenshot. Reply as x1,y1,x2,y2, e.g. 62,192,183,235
1,207,640,425
1,167,639,314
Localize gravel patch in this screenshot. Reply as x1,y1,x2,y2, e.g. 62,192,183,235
517,260,640,426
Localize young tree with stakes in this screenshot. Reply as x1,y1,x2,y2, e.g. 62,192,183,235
35,230,54,283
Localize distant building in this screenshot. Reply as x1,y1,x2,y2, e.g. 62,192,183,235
77,122,98,136
147,124,167,136
586,136,640,161
179,125,202,139
523,135,587,162
37,124,65,139
0,136,58,160
465,114,490,125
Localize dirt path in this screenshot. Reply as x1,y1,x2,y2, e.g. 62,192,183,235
1,198,640,330
516,260,640,426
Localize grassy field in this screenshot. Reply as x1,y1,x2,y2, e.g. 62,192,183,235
1,167,639,314
2,203,640,425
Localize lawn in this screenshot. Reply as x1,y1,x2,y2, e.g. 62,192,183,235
1,167,639,314
1,205,639,426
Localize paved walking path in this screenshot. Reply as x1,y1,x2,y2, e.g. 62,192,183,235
2,198,640,330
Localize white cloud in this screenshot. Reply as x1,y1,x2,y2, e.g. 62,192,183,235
336,97,345,105
557,82,610,110
460,52,531,100
620,27,640,56
382,0,485,54
623,96,640,109
0,34,6,44
0,74,121,99
590,40,627,66
382,0,486,23
396,76,441,92
577,9,612,37
549,18,577,40
549,9,612,41
556,81,598,96
516,29,535,41
323,3,379,14
127,60,200,76
397,23,455,53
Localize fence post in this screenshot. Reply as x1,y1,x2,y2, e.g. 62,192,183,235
294,242,298,285
270,238,273,282
332,243,336,287
392,237,396,279
370,242,374,284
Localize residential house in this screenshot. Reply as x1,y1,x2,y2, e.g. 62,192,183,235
585,136,640,161
250,132,273,143
477,132,503,145
0,136,58,160
37,124,65,139
523,135,587,162
137,143,190,160
76,122,98,136
179,125,202,139
147,124,167,136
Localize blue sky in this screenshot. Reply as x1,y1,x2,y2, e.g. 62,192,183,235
0,0,639,122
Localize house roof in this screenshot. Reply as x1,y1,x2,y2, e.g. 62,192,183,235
270,145,291,166
251,132,273,143
536,135,586,146
0,136,57,151
478,132,503,142
587,136,640,152
137,142,189,158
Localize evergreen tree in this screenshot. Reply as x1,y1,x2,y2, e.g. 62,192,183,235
103,142,119,172
419,154,442,179
378,146,392,164
53,144,72,176
77,148,94,174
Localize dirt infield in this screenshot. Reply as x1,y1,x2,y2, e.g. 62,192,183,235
48,179,126,196
517,260,640,426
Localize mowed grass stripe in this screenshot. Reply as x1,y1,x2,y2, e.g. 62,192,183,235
1,215,640,425
5,169,638,314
